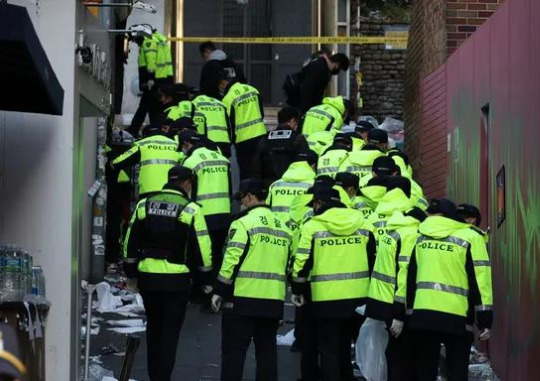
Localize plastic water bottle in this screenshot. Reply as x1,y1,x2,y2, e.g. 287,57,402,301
3,246,22,301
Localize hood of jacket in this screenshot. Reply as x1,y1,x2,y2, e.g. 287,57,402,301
312,207,362,236
360,184,387,204
347,150,385,166
418,216,470,239
387,210,422,231
152,32,167,43
374,188,413,216
281,161,316,183
322,96,345,115
208,49,227,61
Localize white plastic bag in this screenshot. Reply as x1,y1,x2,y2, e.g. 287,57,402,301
355,318,389,381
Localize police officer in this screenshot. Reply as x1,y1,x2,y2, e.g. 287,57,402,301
253,107,309,185
180,130,232,279
457,203,487,240
334,172,360,208
128,28,174,137
317,134,352,178
394,198,493,381
365,202,427,381
291,186,376,381
211,178,292,381
267,150,317,224
192,93,232,157
112,123,184,199
123,166,213,381
339,129,388,182
368,177,414,246
348,120,375,151
219,71,267,179
301,96,353,137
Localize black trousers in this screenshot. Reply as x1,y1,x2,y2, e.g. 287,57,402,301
140,290,189,381
221,312,279,381
317,318,356,381
129,90,161,133
235,136,264,180
297,304,320,381
210,228,229,277
411,330,473,381
386,329,414,381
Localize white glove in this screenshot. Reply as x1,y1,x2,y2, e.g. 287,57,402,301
147,79,155,90
202,285,213,295
478,328,491,341
390,319,404,338
291,294,305,307
211,294,223,312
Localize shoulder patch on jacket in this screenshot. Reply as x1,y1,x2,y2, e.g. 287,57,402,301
229,228,237,240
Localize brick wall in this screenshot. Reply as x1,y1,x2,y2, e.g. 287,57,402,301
446,0,505,55
404,0,504,171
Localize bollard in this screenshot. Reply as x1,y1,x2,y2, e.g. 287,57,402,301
82,283,96,381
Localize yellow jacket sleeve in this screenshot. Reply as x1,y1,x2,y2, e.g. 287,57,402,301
216,220,249,289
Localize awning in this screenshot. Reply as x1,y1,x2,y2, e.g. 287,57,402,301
0,3,64,115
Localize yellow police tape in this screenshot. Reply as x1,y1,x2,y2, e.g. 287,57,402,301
169,36,408,45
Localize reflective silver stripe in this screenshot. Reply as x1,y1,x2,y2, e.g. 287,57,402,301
313,231,335,239
196,230,209,236
228,241,246,250
311,271,370,282
443,236,470,248
273,181,312,189
217,275,233,285
223,302,234,309
293,277,307,283
297,248,311,255
192,160,229,172
308,108,333,120
207,125,228,132
416,235,427,244
354,202,367,209
198,265,213,272
308,140,316,147
194,111,205,118
346,165,371,172
418,198,429,207
138,140,178,147
389,231,401,241
248,227,291,239
475,305,493,311
373,221,387,228
197,192,229,200
197,101,223,107
394,296,406,303
398,256,409,263
232,91,258,107
124,258,138,264
237,271,286,282
156,62,173,67
236,118,264,130
272,206,290,212
184,206,196,215
371,271,395,284
417,282,468,297
140,159,179,166
317,166,339,174
473,260,491,267
356,229,371,237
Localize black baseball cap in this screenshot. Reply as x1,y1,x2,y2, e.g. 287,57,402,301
307,186,341,206
0,323,27,379
386,176,411,198
372,156,398,177
457,203,482,226
355,120,375,132
306,176,335,195
234,178,268,201
368,129,389,144
172,117,197,132
296,150,318,166
335,172,360,189
427,198,460,220
168,166,193,182
178,129,202,143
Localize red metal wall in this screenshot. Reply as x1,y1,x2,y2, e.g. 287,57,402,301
418,0,540,378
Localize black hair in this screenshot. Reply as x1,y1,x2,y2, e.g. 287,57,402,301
386,176,412,198
278,107,300,124
405,207,427,222
329,53,350,71
343,99,356,118
199,41,216,54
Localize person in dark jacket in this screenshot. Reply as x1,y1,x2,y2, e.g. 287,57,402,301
252,107,309,186
199,41,246,100
297,53,350,113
